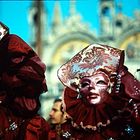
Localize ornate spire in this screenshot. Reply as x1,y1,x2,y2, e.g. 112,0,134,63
52,1,62,32
70,0,76,16
28,0,47,57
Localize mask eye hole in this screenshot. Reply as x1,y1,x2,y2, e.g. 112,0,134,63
80,79,90,88
81,82,89,88
97,80,107,85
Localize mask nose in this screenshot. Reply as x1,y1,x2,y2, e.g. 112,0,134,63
89,81,96,89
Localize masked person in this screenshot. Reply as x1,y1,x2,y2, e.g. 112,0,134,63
0,22,50,140
57,44,140,140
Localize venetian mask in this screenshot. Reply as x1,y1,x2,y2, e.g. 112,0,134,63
79,71,111,104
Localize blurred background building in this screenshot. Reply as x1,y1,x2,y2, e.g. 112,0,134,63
1,0,140,119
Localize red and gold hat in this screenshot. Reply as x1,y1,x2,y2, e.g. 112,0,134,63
57,43,124,91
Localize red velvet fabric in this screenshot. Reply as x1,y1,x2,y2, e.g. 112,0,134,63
0,106,50,140
60,70,140,139
0,34,47,115
121,71,140,101
25,115,50,140
0,33,49,139
63,87,128,129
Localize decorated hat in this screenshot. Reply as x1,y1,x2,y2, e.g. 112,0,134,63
57,43,124,91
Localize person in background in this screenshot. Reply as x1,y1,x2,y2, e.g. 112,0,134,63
57,43,140,140
0,22,50,140
48,97,67,140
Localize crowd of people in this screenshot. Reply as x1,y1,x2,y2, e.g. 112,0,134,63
0,22,140,140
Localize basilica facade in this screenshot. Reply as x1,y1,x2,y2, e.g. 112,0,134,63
28,0,140,118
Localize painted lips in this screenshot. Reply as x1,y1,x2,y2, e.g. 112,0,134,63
87,93,99,99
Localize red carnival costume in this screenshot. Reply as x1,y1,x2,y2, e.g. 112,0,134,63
0,22,50,140
57,44,140,140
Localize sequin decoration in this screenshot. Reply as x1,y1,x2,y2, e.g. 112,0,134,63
124,124,135,137
62,131,71,138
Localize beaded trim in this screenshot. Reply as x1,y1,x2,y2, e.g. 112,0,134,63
133,78,140,96
115,74,121,93
129,99,139,117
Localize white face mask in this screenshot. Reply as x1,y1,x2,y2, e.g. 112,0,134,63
79,71,110,105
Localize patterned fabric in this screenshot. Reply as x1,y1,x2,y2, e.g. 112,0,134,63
58,44,124,91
